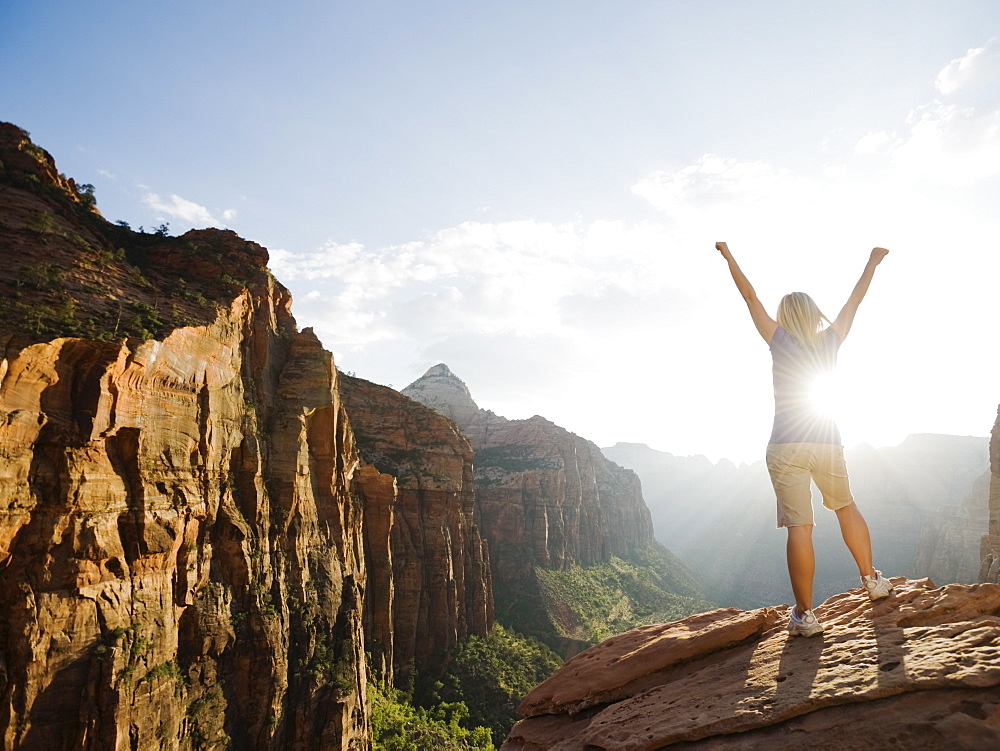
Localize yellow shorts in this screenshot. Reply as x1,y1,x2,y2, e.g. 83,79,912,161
765,443,855,527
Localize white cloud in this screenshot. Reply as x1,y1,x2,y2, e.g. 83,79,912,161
854,130,892,155
935,38,1000,95
873,38,1000,184
889,103,1000,184
631,155,795,216
271,217,703,372
142,192,233,227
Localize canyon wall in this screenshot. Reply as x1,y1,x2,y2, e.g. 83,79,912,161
400,365,707,653
403,365,654,579
403,365,653,581
980,406,1000,582
0,123,369,749
464,410,653,583
339,374,493,690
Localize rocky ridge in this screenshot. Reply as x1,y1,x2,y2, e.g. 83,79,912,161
915,467,991,584
504,578,1000,749
399,363,480,430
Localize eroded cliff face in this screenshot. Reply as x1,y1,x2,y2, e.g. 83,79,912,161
505,579,1000,749
980,406,1000,582
0,124,369,749
339,374,493,690
0,307,369,750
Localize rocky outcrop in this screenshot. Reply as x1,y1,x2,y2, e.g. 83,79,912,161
0,125,369,749
980,406,1000,582
504,579,1000,749
340,374,493,689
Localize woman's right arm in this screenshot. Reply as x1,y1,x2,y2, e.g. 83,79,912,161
831,247,889,341
715,242,777,343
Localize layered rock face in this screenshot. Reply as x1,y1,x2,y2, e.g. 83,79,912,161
339,374,493,689
505,579,1000,749
0,125,369,749
980,406,1000,582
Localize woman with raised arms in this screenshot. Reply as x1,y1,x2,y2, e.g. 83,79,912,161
714,241,893,637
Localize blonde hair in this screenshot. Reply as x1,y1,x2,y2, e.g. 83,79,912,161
776,292,830,349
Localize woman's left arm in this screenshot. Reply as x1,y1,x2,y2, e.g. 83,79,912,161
831,247,889,341
715,242,777,343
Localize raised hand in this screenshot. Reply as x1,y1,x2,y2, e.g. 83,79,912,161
870,247,889,265
832,247,889,340
715,241,732,259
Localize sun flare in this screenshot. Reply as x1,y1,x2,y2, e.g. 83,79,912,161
809,372,842,417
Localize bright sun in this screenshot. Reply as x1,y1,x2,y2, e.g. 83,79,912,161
809,372,843,417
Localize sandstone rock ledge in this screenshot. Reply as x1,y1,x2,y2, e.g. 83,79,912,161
503,579,1000,749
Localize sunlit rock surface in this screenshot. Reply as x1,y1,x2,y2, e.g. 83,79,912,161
504,579,1000,749
0,123,368,749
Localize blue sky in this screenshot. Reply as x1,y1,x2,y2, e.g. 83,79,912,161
3,1,1000,462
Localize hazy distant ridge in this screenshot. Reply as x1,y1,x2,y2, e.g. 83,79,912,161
603,434,990,608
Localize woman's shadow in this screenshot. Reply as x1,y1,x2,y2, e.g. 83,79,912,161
772,595,903,715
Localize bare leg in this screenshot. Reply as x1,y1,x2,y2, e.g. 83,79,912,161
786,524,815,615
835,502,877,578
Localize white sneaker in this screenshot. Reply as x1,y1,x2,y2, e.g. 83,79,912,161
862,570,893,601
787,608,824,637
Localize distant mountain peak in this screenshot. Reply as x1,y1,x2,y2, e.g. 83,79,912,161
402,363,481,429
421,362,456,378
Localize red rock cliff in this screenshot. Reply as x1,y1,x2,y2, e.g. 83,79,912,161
0,124,369,749
339,374,493,689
